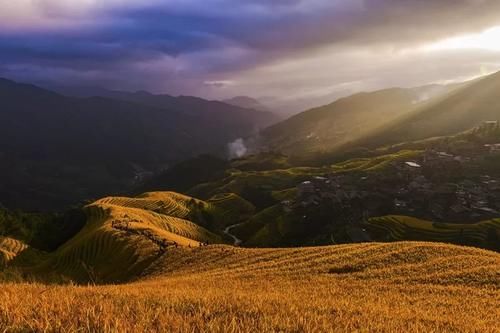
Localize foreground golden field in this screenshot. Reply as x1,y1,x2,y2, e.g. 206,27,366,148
1,242,499,332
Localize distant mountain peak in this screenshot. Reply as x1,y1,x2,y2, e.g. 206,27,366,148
223,96,270,112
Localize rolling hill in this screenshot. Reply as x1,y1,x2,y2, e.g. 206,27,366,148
0,78,275,211
367,216,500,251
1,178,498,330
22,191,233,282
0,237,27,268
0,190,266,283
1,242,499,332
343,71,500,151
261,84,460,156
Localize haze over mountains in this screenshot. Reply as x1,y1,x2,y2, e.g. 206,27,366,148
262,83,461,156
0,78,275,210
49,85,278,122
262,73,500,159
2,71,500,211
223,96,271,113
351,71,500,150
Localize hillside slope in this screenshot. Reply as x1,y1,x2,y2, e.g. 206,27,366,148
367,216,500,251
0,78,275,211
1,242,499,332
25,192,227,282
0,237,27,267
348,71,500,150
261,84,458,155
145,241,500,286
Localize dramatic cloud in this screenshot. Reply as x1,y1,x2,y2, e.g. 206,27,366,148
1,0,500,111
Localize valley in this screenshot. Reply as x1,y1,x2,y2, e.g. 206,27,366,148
2,120,500,284
3,3,500,331
1,73,500,332
0,78,275,211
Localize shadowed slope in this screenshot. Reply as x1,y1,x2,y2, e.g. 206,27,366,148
0,78,276,211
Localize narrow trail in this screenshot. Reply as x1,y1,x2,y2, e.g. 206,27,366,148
223,223,245,246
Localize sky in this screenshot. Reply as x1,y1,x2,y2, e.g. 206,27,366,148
1,0,500,112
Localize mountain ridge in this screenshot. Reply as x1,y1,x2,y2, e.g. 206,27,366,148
260,83,463,156
347,70,500,150
0,77,276,211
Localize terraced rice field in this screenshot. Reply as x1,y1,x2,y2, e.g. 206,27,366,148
0,237,28,267
96,192,202,219
28,192,225,282
207,193,256,227
367,215,500,247
230,205,291,247
332,150,422,172
1,242,499,332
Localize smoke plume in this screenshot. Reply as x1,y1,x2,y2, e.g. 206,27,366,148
228,138,248,159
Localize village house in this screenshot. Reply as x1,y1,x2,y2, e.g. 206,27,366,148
484,143,500,154
298,181,315,197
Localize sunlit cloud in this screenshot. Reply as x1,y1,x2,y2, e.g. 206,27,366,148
424,26,500,52
1,0,500,111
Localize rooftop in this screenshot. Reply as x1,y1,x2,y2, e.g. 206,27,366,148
405,161,422,168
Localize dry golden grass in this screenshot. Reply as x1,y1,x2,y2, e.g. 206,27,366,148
1,242,499,332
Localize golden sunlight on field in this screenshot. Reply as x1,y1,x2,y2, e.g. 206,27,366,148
1,242,499,332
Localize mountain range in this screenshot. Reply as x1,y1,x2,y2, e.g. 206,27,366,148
0,78,276,210
348,72,500,150
2,71,500,212
1,72,499,332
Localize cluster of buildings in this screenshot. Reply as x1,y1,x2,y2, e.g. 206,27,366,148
292,131,500,224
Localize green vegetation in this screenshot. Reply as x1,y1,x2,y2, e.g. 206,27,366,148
0,208,86,252
332,150,421,172
190,150,421,201
0,78,274,211
140,154,229,193
345,71,500,152
261,88,424,156
32,192,228,282
367,215,500,251
231,205,286,244
1,191,258,283
207,193,256,228
260,72,500,166
230,152,291,171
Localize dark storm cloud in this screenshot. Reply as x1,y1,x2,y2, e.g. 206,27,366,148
1,0,500,94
